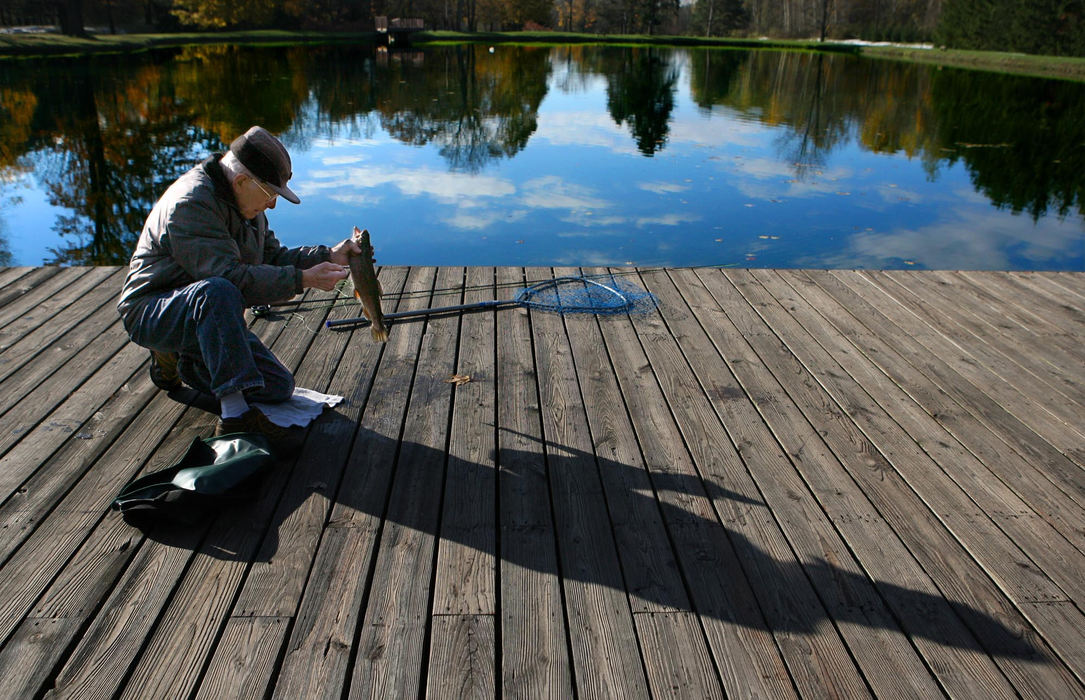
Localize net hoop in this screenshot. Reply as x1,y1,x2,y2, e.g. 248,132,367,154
514,275,653,314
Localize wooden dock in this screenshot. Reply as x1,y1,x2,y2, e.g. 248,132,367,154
0,265,1082,698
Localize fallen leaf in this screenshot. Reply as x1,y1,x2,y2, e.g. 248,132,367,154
446,374,472,385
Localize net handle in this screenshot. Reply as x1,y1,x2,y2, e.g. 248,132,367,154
325,275,636,329
326,299,515,328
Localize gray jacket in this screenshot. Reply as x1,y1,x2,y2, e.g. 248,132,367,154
117,155,329,322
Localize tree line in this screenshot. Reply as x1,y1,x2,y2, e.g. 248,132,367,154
1,0,1082,55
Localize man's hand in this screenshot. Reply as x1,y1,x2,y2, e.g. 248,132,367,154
329,237,363,267
302,261,350,291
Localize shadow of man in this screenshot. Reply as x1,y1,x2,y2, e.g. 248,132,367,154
131,404,1042,665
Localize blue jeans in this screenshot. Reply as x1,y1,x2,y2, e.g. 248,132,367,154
124,277,294,402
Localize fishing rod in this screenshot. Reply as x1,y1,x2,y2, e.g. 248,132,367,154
324,275,654,329
251,263,737,318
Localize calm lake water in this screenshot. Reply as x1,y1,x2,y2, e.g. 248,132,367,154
0,44,1082,270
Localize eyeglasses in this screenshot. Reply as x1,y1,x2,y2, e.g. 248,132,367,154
251,177,278,203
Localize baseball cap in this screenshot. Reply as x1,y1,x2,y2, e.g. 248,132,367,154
229,126,301,204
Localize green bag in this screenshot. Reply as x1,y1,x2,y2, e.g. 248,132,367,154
111,432,275,524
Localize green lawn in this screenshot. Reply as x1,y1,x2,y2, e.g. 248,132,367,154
0,29,377,57
2,28,1084,82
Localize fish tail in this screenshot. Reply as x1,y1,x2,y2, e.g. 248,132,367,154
371,325,389,343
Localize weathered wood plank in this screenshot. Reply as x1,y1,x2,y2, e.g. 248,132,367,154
232,273,410,617
38,294,311,698
563,269,690,616
0,266,112,354
192,268,411,700
819,270,1085,510
431,266,498,616
1,266,1082,699
673,266,988,697
0,269,124,414
0,324,139,494
621,268,798,698
705,268,1085,698
808,271,1085,502
861,271,1085,468
724,269,1085,683
268,526,373,700
0,265,120,384
1003,272,1085,335
0,267,42,300
425,615,496,699
495,266,572,699
0,266,69,320
0,341,153,560
0,383,191,643
194,617,290,700
114,289,344,700
348,266,461,699
955,271,1085,361
633,612,724,700
269,267,436,700
0,400,199,699
568,267,722,698
426,268,499,696
1027,269,1085,300
763,269,1085,695
0,317,130,442
646,267,939,699
590,287,756,699
532,267,650,699
903,270,1084,408
757,269,1085,606
787,270,1085,554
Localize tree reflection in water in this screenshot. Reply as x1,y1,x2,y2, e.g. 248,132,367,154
0,44,1082,265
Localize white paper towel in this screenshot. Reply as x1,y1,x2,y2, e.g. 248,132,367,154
252,387,344,428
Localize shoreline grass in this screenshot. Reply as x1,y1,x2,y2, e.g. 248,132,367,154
0,29,378,58
2,28,1083,82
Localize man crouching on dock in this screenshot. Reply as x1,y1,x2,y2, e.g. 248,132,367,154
117,126,360,450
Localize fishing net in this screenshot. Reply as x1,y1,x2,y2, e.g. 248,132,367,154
513,275,657,315
323,273,657,329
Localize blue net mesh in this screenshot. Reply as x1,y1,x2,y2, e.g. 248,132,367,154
514,275,657,315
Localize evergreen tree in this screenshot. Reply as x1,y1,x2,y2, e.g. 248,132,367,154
937,0,1085,56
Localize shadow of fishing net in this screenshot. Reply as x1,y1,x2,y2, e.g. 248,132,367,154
518,275,657,315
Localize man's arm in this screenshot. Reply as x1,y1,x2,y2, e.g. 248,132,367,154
166,201,298,304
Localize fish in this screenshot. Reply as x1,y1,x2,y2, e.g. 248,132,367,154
348,226,388,342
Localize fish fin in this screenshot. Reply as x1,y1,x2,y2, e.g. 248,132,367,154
354,289,362,301
377,279,383,297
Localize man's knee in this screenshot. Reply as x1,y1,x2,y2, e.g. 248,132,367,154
191,277,243,316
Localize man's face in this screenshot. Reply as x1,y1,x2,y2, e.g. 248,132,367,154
235,174,278,219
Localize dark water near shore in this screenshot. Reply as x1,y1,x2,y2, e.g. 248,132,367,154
0,44,1082,269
